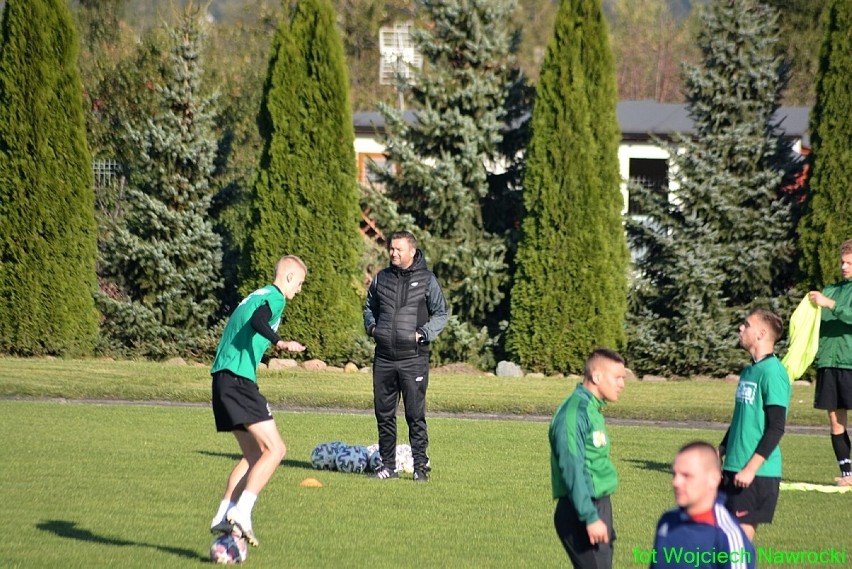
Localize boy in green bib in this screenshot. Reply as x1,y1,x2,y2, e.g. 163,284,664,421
719,308,790,541
208,255,307,547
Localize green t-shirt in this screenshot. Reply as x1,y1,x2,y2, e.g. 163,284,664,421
724,355,790,478
211,285,286,382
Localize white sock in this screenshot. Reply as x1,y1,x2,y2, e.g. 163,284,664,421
236,491,258,517
214,500,234,524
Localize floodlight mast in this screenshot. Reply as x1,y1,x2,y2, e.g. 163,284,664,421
379,22,421,111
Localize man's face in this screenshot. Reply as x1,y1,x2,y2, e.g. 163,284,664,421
282,267,306,300
841,252,852,279
389,238,416,270
591,358,626,403
672,450,720,513
738,313,762,350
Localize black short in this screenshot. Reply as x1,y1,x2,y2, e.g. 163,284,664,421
211,370,273,432
814,368,852,410
720,471,780,526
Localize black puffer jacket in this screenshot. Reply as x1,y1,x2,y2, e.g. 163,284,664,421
364,250,449,360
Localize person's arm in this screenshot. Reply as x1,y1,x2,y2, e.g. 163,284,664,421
719,428,730,460
250,302,281,344
417,274,449,342
250,302,305,352
364,275,379,337
809,289,852,324
733,405,786,488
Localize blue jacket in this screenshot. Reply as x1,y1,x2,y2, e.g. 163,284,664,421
650,499,755,569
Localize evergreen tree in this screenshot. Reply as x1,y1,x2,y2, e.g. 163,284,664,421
798,0,852,288
506,0,628,374
0,0,99,356
626,0,797,376
369,0,530,367
97,3,222,357
246,0,363,364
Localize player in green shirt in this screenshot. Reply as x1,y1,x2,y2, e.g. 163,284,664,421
549,348,626,569
719,308,790,542
208,255,307,547
808,238,852,486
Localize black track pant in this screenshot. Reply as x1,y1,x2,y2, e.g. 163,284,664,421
554,496,615,569
373,353,430,471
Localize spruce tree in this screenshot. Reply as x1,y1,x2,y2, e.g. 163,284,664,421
626,0,797,376
369,0,529,367
506,0,628,374
798,0,852,288
97,3,222,357
246,0,363,364
0,0,99,356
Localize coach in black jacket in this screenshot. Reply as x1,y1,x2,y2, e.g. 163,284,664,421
364,230,449,482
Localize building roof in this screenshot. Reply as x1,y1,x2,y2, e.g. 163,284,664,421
617,100,810,145
354,101,811,146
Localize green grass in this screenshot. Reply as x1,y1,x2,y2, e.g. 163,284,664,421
0,400,849,568
0,357,830,425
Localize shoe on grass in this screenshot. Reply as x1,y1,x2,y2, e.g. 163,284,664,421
371,467,399,480
226,508,259,547
210,519,234,535
413,469,429,482
836,475,852,487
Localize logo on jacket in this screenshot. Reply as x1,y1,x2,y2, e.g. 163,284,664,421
592,430,607,448
410,281,420,287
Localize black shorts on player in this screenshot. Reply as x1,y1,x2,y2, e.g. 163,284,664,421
212,370,273,432
814,368,852,411
720,471,780,526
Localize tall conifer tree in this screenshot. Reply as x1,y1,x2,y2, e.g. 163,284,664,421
0,0,99,355
798,0,852,288
370,0,530,366
626,0,797,376
506,0,628,374
97,3,222,356
246,0,363,363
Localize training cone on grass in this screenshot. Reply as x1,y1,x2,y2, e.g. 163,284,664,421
300,477,323,488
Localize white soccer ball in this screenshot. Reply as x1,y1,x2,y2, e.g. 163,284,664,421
395,444,414,474
310,443,337,471
335,445,370,473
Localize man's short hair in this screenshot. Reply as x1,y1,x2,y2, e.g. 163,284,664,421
750,307,783,343
388,231,417,250
677,440,721,472
274,255,307,277
841,239,852,256
583,348,625,381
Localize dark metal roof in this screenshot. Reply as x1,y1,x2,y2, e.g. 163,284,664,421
354,101,811,145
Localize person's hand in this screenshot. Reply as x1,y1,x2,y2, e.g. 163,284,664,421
586,519,609,545
808,291,835,309
276,340,305,352
734,468,756,489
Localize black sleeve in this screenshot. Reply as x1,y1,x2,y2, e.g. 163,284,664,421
250,302,281,345
754,405,787,460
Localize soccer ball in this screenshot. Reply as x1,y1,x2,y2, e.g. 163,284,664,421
310,443,336,470
210,532,247,564
367,449,383,472
395,444,414,473
335,445,370,473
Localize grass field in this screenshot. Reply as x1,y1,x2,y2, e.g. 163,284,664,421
0,357,831,425
1,398,850,568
